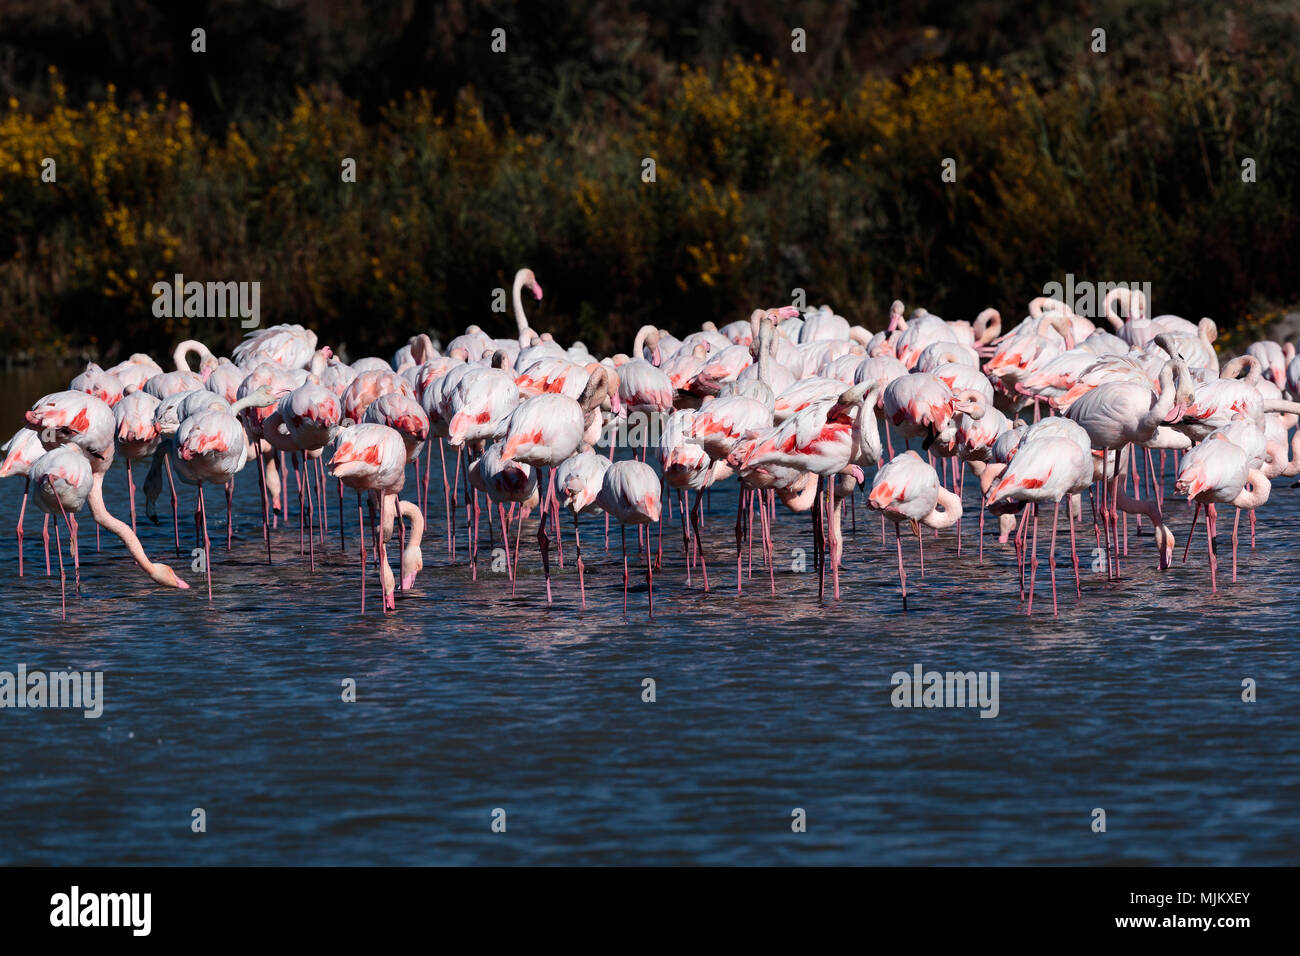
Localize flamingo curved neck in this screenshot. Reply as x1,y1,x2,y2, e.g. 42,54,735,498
513,271,532,344
922,488,962,529
174,340,213,373
1233,469,1272,509
87,473,180,586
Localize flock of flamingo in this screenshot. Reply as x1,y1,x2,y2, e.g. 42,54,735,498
4,268,1299,619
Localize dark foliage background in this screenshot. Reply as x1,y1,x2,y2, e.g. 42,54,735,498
1,1,1297,360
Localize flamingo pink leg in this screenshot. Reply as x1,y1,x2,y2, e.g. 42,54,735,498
1206,503,1218,593
1027,502,1039,615
126,461,136,533
894,522,908,611
1183,502,1200,564
692,490,710,592
53,505,66,621
197,483,212,602
1068,507,1081,598
357,493,366,614
164,453,181,556
1231,508,1240,583
16,478,28,577
1049,499,1060,616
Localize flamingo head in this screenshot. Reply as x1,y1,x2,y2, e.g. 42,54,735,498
524,270,543,301
153,564,190,589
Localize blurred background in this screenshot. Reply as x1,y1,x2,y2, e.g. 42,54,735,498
1,0,1298,363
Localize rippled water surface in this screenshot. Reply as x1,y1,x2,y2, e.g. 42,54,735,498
1,379,1297,865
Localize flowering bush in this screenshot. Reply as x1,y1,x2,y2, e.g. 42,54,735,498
1,54,1297,359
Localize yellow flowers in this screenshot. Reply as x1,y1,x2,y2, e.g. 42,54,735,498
0,52,1293,360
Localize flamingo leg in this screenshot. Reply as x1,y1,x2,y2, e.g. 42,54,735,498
200,483,213,601
537,467,553,605
679,489,692,586
68,512,80,596
280,451,290,524
830,484,841,601
450,445,461,561
225,479,235,551
338,478,345,552
956,464,963,556
895,522,907,611
164,451,180,556
656,477,665,570
317,457,328,543
759,488,775,594
646,524,654,617
265,451,281,529
622,524,629,617
368,494,393,612
303,460,316,573
1231,508,1240,583
357,493,366,614
746,488,754,580
16,478,27,577
1206,502,1218,592
1049,499,1060,616
692,489,710,592
548,468,563,569
574,512,585,610
43,513,51,576
53,507,66,621
473,494,483,582
438,439,451,555
295,454,305,557
736,488,746,596
1183,502,1200,564
422,439,433,518
917,516,925,577
499,503,513,582
1069,507,1082,598
1027,502,1039,615
126,460,136,534
512,504,524,594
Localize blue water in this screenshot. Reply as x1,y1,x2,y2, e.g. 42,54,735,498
1,381,1297,864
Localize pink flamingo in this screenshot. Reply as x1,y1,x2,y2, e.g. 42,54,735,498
329,423,421,613
113,390,162,533
471,440,540,590
2,428,53,577
882,371,955,446
659,409,716,589
867,451,961,609
69,362,124,407
556,450,612,607
363,392,431,576
597,460,663,616
500,376,612,604
29,446,93,619
986,435,1092,615
1067,358,1190,579
174,407,252,600
1174,434,1269,591
105,354,164,393
233,323,319,370
26,391,188,590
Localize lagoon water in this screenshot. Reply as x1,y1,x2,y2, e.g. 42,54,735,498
0,376,1297,865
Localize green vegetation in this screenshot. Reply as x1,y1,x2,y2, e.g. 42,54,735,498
1,1,1297,359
